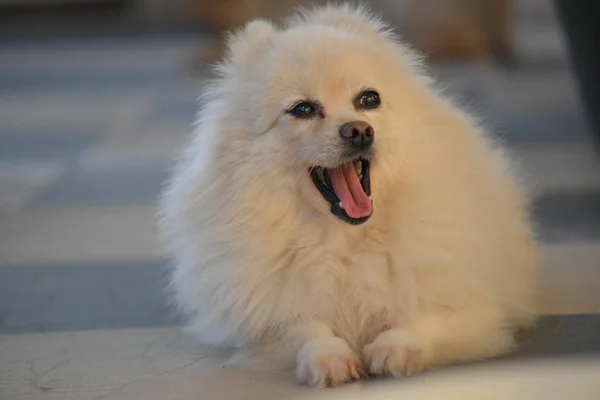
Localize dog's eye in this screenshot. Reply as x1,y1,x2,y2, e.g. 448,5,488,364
288,102,317,118
356,90,381,110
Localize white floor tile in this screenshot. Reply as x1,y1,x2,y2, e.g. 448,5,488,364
0,206,164,265
81,123,189,167
0,328,314,400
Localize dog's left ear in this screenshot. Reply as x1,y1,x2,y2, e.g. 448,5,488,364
225,19,277,66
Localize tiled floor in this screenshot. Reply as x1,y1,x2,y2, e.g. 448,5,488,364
1,2,600,399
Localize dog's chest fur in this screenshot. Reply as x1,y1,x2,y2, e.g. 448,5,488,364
252,225,407,348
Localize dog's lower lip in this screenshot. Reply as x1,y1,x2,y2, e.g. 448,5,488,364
309,159,373,225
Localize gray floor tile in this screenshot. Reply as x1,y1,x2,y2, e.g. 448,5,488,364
0,260,179,334
512,144,600,193
0,71,172,93
146,82,204,123
32,163,168,208
150,94,199,122
534,191,600,242
513,314,600,356
491,108,593,145
0,128,101,162
0,38,196,76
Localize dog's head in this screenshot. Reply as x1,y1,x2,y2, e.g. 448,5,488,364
208,5,432,226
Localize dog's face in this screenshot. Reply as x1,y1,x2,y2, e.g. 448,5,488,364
221,17,423,225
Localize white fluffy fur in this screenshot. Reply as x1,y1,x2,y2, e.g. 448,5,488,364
159,4,539,387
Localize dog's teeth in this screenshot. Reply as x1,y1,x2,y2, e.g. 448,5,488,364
338,202,344,209
354,160,362,174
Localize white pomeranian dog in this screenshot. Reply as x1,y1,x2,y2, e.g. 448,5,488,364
159,4,539,387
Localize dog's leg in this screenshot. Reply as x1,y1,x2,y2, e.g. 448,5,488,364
288,322,365,387
363,308,515,377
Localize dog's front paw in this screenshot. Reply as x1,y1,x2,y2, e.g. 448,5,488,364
363,329,429,377
296,337,364,387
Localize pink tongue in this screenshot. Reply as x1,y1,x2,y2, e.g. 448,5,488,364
329,162,372,219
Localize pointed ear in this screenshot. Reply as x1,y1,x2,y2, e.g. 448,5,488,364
225,19,277,65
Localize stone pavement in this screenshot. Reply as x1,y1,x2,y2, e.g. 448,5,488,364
1,3,600,399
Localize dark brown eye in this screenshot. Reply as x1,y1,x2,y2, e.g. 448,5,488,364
289,102,317,118
356,90,381,109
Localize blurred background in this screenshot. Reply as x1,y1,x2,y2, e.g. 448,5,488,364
0,1,599,398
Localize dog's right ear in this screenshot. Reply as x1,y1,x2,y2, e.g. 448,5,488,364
225,20,277,65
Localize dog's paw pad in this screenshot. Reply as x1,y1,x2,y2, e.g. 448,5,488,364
297,337,365,387
363,329,427,377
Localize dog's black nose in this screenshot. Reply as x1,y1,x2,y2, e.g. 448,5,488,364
339,121,374,150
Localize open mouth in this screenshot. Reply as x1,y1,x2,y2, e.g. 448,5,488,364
309,158,373,225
